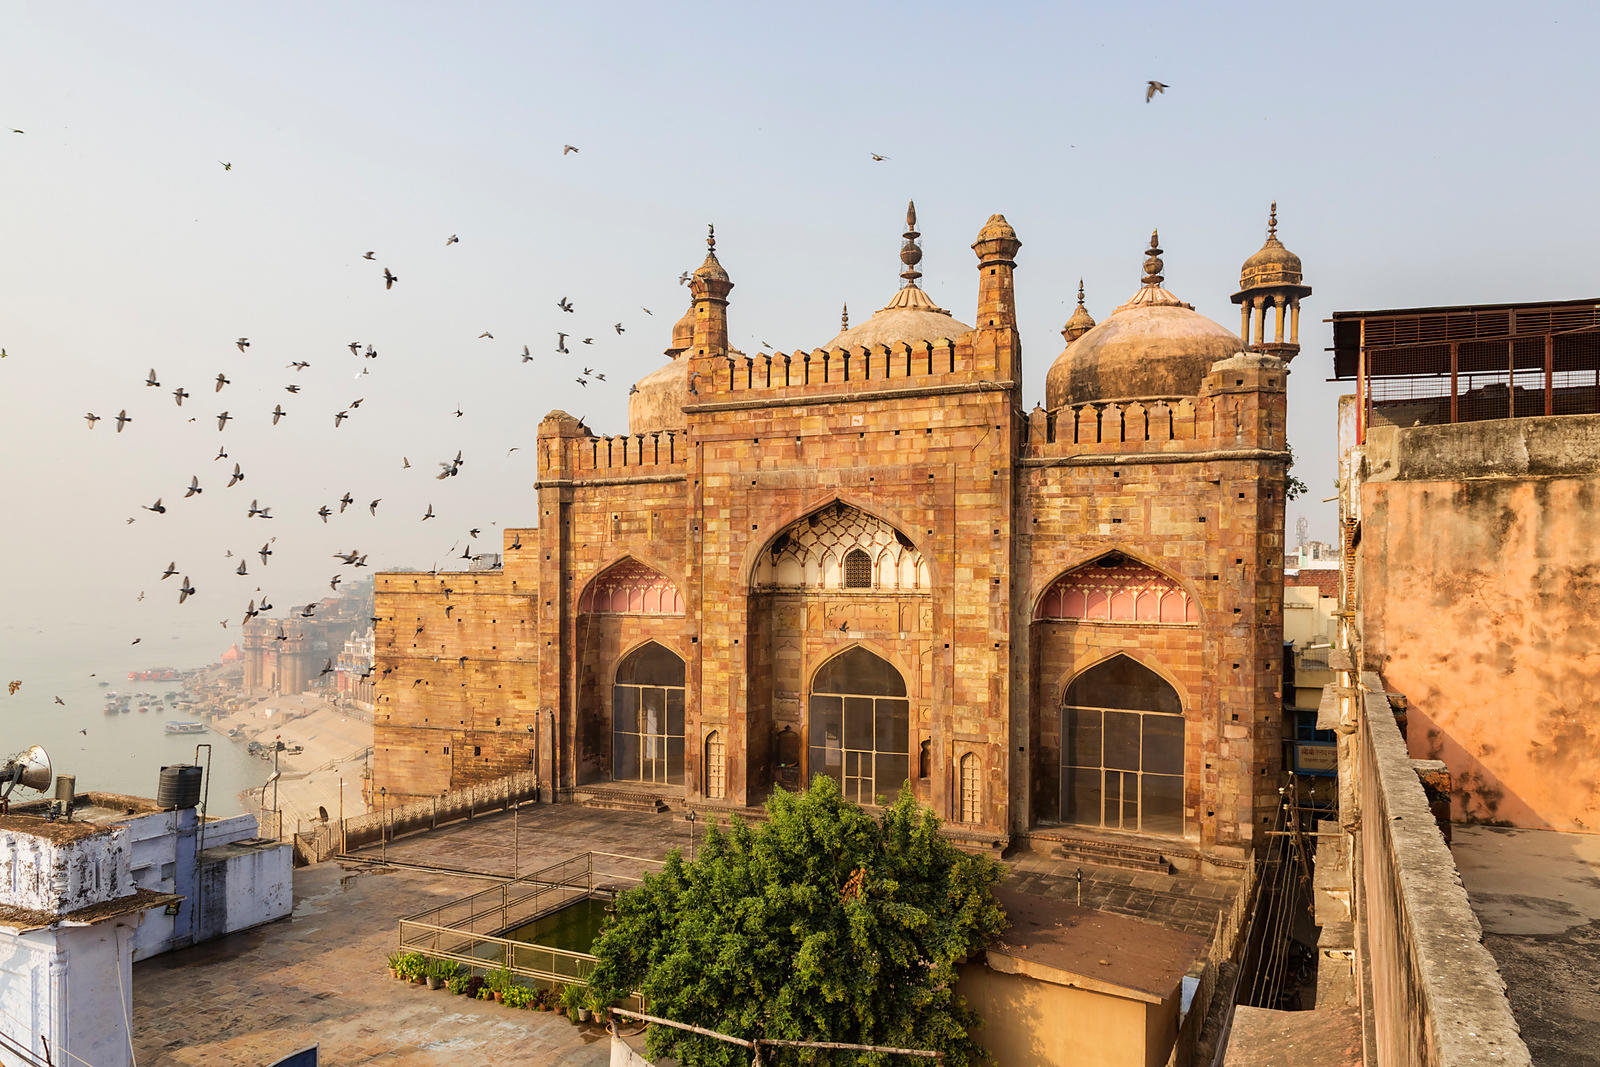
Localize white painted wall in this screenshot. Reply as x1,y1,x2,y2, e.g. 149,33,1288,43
0,919,138,1067
197,840,293,941
0,827,131,914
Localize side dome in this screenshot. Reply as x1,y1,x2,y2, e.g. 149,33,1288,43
823,199,973,350
628,355,687,433
1239,202,1304,290
1045,232,1243,408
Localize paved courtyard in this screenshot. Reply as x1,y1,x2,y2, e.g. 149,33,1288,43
133,805,681,1065
134,802,1239,1062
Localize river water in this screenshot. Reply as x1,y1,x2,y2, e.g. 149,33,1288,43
0,617,267,816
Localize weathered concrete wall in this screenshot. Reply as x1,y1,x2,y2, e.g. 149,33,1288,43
1360,414,1600,830
956,957,1163,1067
196,838,292,941
0,825,130,913
1355,675,1529,1066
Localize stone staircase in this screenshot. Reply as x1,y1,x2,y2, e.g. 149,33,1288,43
571,784,675,814
1021,827,1176,874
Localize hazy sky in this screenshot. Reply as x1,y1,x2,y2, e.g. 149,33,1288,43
3,1,1596,657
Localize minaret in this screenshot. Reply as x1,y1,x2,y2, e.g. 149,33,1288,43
1061,279,1096,344
1231,203,1312,360
689,223,733,355
972,212,1022,381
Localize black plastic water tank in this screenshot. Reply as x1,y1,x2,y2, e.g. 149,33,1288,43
157,764,203,809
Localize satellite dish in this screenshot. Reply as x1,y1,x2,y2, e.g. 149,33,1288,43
1,745,52,800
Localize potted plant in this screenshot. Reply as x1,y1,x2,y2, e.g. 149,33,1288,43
446,972,471,996
385,952,403,980
485,965,514,1002
559,983,583,1021
502,985,534,1009
585,990,608,1027
395,952,427,984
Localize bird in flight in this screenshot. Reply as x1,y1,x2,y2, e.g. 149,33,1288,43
558,297,573,313
84,412,101,429
214,446,228,461
236,560,247,575
184,475,202,498
369,498,381,515
216,411,232,430
334,549,363,565
115,409,132,432
362,251,375,261
236,338,250,352
478,331,494,340
575,377,588,387
557,333,569,354
258,542,273,564
219,161,232,171
333,410,349,428
271,404,286,425
347,341,360,356
289,360,310,371
10,129,22,134
870,153,889,162
146,368,160,388
215,373,230,392
613,322,625,335
562,144,579,155
437,451,463,479
384,268,397,290
161,561,177,580
178,577,195,604
339,492,353,512
422,504,435,520
172,386,190,406
317,505,331,523
521,345,533,363
228,463,243,486
402,457,411,469
1146,80,1169,102
144,498,166,514
446,234,459,246
284,384,300,394
248,499,272,519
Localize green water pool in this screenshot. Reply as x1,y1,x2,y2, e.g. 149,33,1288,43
502,895,610,953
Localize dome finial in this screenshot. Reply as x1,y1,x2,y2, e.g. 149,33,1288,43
707,222,716,254
1077,278,1086,307
841,301,849,330
1142,230,1165,287
899,199,923,287
1061,277,1096,343
1267,201,1278,238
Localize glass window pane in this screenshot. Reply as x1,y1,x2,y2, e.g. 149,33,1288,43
617,642,685,686
1142,713,1185,776
1065,655,1180,714
1140,774,1184,836
1104,711,1141,771
666,738,684,783
843,697,875,749
1064,707,1102,767
613,686,639,734
875,698,910,753
1062,766,1101,825
874,754,909,802
813,648,906,697
666,688,685,736
641,688,665,741
613,731,639,781
1120,771,1139,829
809,695,842,747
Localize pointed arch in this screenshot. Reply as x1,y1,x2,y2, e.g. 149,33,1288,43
704,730,726,800
612,640,685,785
747,496,933,591
578,556,684,615
1060,652,1185,837
1033,551,1199,624
806,644,910,805
958,752,982,824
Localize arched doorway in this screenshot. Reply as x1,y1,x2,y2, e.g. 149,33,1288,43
807,647,910,805
612,642,685,785
1061,654,1185,836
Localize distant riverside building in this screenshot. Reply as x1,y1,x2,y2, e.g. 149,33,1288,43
371,204,1305,868
335,626,376,708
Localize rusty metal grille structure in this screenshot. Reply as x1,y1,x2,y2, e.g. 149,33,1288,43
1330,298,1600,442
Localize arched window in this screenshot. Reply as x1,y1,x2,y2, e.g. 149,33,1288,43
807,648,909,805
1035,553,1197,624
959,752,982,824
843,548,873,589
704,730,726,800
1061,655,1184,836
612,642,685,785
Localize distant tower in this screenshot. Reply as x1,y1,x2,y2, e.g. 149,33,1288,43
1231,202,1311,360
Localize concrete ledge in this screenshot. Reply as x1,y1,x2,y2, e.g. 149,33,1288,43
1366,413,1600,483
1358,672,1530,1065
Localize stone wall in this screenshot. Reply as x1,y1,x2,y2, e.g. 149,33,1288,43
1353,674,1529,1065
1358,413,1600,830
0,822,130,914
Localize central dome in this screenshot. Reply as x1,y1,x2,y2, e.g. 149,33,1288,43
1046,233,1243,408
824,199,973,351
824,284,972,350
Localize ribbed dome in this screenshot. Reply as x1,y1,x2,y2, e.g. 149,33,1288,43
628,355,687,434
1045,233,1243,407
824,284,972,350
1238,203,1304,289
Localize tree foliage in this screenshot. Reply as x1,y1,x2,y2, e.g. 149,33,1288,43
587,776,1006,1066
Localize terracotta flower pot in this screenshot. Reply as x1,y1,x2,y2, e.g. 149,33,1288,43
426,976,443,990
492,991,503,1002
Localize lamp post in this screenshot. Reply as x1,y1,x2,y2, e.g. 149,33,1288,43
380,786,388,864
686,810,697,862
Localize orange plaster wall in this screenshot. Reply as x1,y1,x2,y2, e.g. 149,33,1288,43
1362,476,1600,831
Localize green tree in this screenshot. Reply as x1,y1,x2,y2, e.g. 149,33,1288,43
587,776,1006,1066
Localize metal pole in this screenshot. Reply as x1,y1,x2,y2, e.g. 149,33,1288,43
512,800,519,878
381,787,388,863
339,777,345,854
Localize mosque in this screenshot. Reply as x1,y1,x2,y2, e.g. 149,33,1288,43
371,203,1309,867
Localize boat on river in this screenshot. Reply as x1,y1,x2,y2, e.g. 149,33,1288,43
164,721,206,735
